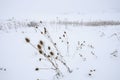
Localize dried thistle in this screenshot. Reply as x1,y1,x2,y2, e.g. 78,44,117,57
93,69,96,71
63,34,65,37
57,53,59,55
37,44,41,49
79,54,83,57
64,31,66,34
39,50,43,54
50,51,54,56
25,38,30,43
44,53,47,56
67,42,69,44
39,58,41,61
88,73,92,76
36,27,38,28
25,26,72,78
40,40,43,45
55,56,58,59
41,32,43,34
35,68,39,71
59,37,61,39
40,21,42,23
47,55,51,58
54,43,56,45
48,46,51,50
44,27,47,34
90,70,92,72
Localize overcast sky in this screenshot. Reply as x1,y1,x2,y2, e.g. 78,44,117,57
0,0,120,18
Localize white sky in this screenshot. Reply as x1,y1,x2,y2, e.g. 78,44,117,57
0,0,120,18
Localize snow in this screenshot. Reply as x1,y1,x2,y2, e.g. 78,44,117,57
0,20,120,80
0,0,120,80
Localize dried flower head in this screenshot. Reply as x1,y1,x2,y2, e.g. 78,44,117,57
44,27,47,34
50,51,54,56
67,42,69,44
80,54,82,57
40,40,43,45
41,32,43,34
39,50,43,54
47,55,50,58
90,70,92,72
63,34,65,37
37,44,41,49
88,73,92,76
48,46,51,50
57,53,59,55
36,27,38,28
40,21,42,23
59,37,61,39
39,58,41,61
25,38,30,43
83,41,85,43
64,31,66,34
63,62,66,65
55,56,58,59
44,53,47,56
35,68,39,71
54,43,56,45
4,68,6,71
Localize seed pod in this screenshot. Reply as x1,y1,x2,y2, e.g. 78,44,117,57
64,31,66,34
39,50,43,54
63,34,65,37
88,73,92,76
67,42,69,44
37,44,41,49
44,27,47,34
55,56,58,59
47,55,50,58
90,70,92,72
35,68,39,71
63,62,66,65
80,54,82,57
41,32,43,34
4,68,6,71
40,40,43,45
39,58,41,61
36,27,38,28
40,21,42,23
50,51,54,56
44,53,47,56
25,38,30,43
48,46,51,50
54,43,56,45
57,53,59,55
59,37,61,39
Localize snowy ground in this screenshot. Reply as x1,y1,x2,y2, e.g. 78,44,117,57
0,18,120,80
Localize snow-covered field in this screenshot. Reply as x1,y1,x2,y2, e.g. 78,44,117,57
0,18,120,80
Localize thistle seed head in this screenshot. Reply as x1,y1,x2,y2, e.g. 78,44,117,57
25,38,30,43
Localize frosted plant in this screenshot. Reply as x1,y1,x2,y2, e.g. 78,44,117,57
25,27,72,79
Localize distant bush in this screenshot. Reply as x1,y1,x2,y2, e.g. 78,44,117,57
52,20,120,26
27,21,39,27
